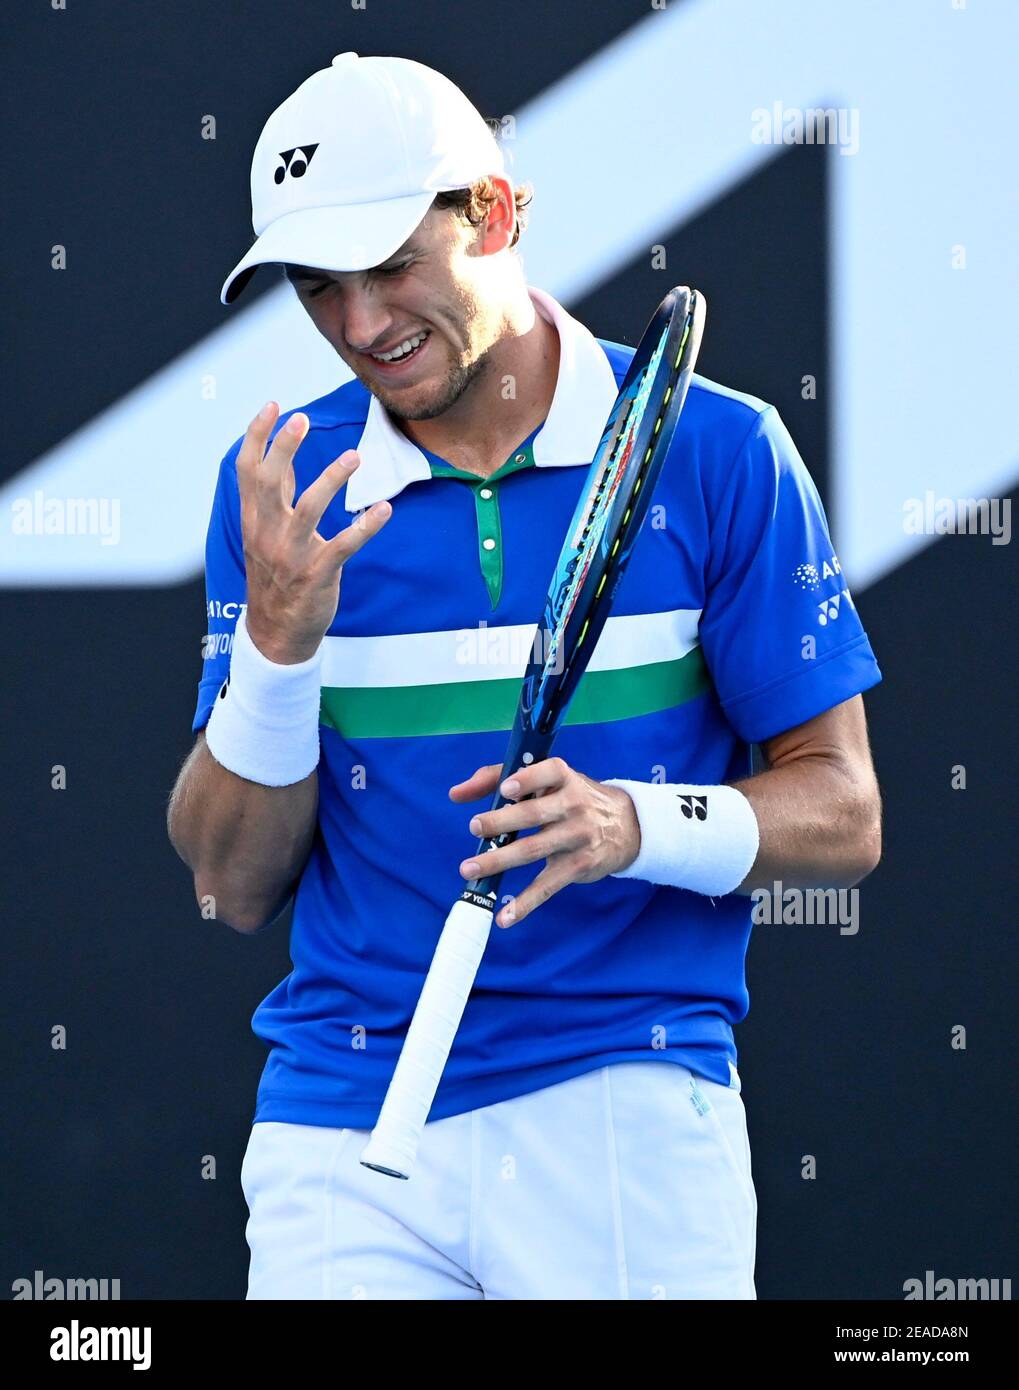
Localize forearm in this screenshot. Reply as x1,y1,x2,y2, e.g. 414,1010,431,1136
734,751,882,892
607,699,882,898
167,732,318,933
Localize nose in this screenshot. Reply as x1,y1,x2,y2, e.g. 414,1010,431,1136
338,284,395,355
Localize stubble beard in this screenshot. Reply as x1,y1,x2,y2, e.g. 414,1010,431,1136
366,344,492,422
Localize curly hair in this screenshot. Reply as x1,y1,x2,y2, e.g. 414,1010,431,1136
431,175,533,249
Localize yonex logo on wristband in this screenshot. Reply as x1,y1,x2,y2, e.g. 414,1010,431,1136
676,794,708,821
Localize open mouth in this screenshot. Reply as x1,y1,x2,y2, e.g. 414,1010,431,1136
368,329,431,368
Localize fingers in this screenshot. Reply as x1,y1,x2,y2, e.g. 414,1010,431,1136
496,755,572,800
318,495,393,566
449,756,572,805
291,449,364,542
495,859,578,928
234,402,397,660
237,401,393,562
466,792,567,840
236,403,311,541
448,764,503,802
260,411,312,518
236,400,279,547
459,822,580,881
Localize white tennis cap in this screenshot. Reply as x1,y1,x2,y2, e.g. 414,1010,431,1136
219,52,505,305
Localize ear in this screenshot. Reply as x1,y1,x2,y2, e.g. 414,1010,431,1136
478,176,517,256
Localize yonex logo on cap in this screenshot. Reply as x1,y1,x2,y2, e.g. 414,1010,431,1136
274,145,319,185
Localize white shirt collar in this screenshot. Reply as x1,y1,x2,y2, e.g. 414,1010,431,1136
344,286,619,513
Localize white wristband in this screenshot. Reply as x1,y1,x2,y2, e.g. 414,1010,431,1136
604,780,760,896
204,612,323,787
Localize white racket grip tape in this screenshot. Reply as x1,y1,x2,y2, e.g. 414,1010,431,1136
360,897,495,1179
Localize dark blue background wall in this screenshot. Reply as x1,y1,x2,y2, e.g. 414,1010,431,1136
3,0,1016,1299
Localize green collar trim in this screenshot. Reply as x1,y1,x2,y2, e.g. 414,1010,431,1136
427,441,536,484
427,443,537,608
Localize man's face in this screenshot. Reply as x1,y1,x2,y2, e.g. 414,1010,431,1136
285,204,505,421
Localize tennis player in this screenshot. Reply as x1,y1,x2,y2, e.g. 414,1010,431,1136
168,53,883,1300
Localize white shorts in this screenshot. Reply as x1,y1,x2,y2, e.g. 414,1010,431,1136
241,1060,757,1300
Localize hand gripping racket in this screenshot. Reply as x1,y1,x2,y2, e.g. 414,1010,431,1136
360,286,707,1179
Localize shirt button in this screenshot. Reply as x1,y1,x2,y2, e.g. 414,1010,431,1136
482,538,497,551
514,453,527,464
479,487,493,500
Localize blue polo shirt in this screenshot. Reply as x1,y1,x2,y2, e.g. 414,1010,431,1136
192,288,881,1127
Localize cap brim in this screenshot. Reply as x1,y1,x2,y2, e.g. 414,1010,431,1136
219,190,438,305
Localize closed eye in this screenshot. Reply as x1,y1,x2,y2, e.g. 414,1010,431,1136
304,265,411,301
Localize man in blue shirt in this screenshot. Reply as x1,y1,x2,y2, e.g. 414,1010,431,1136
169,53,882,1300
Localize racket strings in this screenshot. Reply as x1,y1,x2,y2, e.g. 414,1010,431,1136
570,323,686,591
543,314,691,674
562,352,663,583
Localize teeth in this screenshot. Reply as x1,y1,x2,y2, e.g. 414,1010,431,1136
371,330,429,363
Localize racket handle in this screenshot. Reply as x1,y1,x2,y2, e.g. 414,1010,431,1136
360,897,495,1179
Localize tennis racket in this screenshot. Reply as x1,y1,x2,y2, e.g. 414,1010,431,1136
360,285,707,1179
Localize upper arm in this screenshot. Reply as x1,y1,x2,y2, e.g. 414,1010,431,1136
698,406,882,744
